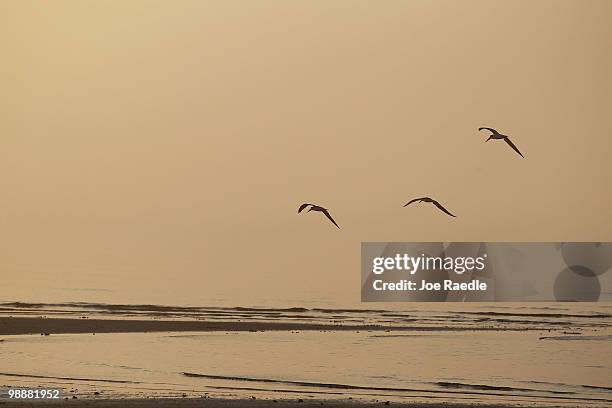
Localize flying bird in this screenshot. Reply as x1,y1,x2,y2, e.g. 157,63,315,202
403,197,456,217
298,203,340,229
478,127,524,158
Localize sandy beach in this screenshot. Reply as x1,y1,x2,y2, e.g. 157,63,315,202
0,316,530,336
1,304,610,408
0,397,523,408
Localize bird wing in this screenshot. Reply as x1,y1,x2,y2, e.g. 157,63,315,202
431,200,456,217
403,197,424,207
503,137,524,158
298,203,313,213
478,127,498,134
321,209,340,229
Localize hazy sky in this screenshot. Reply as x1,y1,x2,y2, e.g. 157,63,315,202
2,1,611,306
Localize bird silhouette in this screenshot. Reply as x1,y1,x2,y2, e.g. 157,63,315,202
403,197,456,217
479,127,524,158
298,203,340,228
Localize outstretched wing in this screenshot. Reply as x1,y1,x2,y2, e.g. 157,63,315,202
431,200,456,217
321,209,340,229
478,127,498,134
298,203,313,213
503,137,524,158
403,197,424,207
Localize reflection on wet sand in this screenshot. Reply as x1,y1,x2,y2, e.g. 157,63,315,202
0,302,610,407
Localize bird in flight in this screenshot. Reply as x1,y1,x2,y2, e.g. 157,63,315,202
403,197,456,217
298,203,340,229
478,127,524,158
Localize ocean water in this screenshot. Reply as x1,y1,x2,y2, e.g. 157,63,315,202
0,302,611,406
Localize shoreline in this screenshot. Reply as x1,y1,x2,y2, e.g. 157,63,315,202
0,317,530,336
0,397,528,408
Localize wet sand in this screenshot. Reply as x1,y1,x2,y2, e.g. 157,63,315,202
0,398,520,408
2,308,608,408
0,317,521,336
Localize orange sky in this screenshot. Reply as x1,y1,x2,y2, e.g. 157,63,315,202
1,0,611,306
